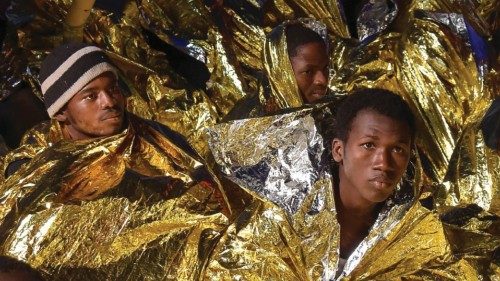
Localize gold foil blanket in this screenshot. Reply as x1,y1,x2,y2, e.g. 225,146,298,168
0,0,499,279
0,115,229,280
205,108,466,280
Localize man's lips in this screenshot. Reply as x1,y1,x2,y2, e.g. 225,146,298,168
310,88,327,98
101,111,122,121
369,176,395,189
307,89,326,102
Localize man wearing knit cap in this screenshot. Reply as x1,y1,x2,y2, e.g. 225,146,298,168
2,42,198,177
0,43,231,280
40,42,126,140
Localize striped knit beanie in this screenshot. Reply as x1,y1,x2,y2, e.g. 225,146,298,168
39,43,118,117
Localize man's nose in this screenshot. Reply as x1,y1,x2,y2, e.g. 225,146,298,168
99,91,117,108
373,149,394,172
314,70,328,86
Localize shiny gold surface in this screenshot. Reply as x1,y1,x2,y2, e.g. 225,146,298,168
262,21,303,111
0,115,229,280
137,0,212,40
285,0,350,38
399,14,498,213
202,27,252,116
327,32,402,93
325,4,498,214
412,0,500,37
1,0,499,279
205,108,466,280
3,0,225,157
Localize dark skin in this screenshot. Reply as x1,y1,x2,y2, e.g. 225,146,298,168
331,110,412,258
55,72,126,140
0,271,39,281
289,41,329,104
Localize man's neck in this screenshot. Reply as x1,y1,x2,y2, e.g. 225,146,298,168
334,171,381,259
336,178,378,219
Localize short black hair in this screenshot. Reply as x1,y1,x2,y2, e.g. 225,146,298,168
285,23,326,58
0,256,45,281
481,98,500,150
335,88,416,142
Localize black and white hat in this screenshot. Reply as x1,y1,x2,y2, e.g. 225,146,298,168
39,42,118,117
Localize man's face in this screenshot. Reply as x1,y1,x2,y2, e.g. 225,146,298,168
55,72,126,140
290,41,329,103
332,109,412,204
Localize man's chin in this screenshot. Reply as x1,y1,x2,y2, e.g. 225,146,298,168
96,123,126,138
364,189,393,203
306,92,327,103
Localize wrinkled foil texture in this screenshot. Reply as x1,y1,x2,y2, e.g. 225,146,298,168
399,12,498,213
0,115,230,280
326,5,498,215
283,0,349,38
356,0,398,41
208,108,329,215
1,0,499,279
205,108,470,280
2,0,225,157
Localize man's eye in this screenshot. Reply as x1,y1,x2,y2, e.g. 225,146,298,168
302,70,312,75
392,146,405,153
84,93,97,100
361,143,375,149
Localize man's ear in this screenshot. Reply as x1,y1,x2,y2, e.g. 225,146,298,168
54,109,68,123
331,138,344,163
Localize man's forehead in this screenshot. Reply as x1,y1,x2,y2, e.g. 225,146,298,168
291,43,328,65
349,110,411,141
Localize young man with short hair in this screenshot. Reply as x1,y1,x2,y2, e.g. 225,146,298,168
206,88,461,279
330,89,415,271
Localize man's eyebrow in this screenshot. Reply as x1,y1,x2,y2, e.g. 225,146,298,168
306,63,327,67
76,86,98,96
361,134,379,140
361,134,410,144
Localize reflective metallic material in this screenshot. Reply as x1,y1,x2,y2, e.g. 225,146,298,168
326,4,498,214
399,13,498,213
208,108,330,215
206,108,465,280
412,0,500,37
357,0,398,41
0,114,230,280
2,0,223,157
284,0,349,38
1,0,498,279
